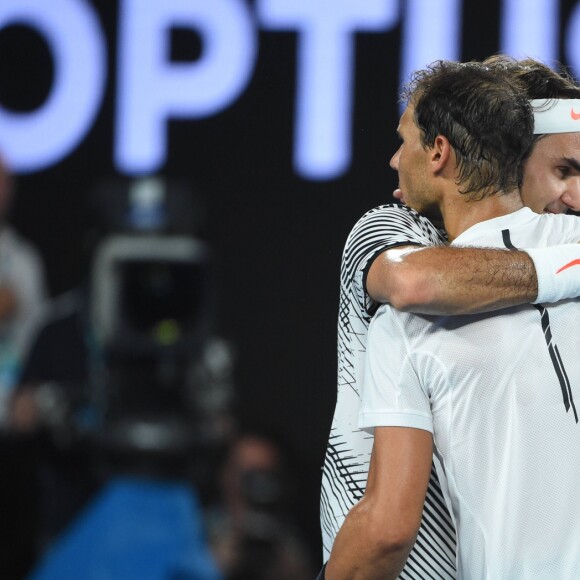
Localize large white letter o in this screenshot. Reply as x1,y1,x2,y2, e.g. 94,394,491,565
0,0,106,173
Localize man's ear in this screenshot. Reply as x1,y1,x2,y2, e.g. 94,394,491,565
430,135,451,174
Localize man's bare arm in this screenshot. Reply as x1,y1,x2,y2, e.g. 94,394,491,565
326,427,433,580
367,246,537,315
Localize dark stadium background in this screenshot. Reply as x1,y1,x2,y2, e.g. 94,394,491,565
2,0,579,560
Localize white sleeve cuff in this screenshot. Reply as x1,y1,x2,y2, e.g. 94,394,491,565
358,410,433,434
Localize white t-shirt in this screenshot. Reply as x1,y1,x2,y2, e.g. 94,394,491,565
360,208,580,579
321,204,457,578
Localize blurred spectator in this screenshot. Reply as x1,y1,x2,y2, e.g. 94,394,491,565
8,289,102,553
207,431,316,580
0,156,47,422
0,156,48,578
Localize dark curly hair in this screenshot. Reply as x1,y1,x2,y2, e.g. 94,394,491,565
483,55,580,175
483,54,580,101
401,60,534,200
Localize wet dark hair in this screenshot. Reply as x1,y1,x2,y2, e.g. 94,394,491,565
483,54,580,101
483,55,580,176
401,60,534,200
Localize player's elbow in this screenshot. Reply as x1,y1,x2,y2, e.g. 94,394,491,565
368,248,436,311
386,271,437,312
361,500,419,560
369,518,417,556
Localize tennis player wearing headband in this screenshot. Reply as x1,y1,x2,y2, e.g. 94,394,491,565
320,57,580,580
522,97,580,214
325,58,580,580
495,55,580,215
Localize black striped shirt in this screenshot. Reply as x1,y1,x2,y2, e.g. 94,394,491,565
320,204,456,579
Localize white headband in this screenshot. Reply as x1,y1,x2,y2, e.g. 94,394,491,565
531,98,580,135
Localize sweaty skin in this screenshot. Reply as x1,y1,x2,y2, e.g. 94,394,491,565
367,244,537,315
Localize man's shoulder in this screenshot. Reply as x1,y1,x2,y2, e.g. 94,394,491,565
541,211,580,232
355,203,430,225
514,210,580,247
340,204,445,285
347,204,444,244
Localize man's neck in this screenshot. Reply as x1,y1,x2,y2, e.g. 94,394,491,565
441,189,524,242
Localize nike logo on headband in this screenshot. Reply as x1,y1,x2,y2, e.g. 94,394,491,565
571,108,580,120
557,259,580,273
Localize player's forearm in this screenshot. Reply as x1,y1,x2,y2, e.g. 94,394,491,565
368,246,537,315
326,499,414,580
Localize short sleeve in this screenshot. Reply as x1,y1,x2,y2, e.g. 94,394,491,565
341,204,446,315
358,304,433,433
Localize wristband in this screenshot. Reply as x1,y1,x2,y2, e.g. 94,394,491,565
526,244,580,304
